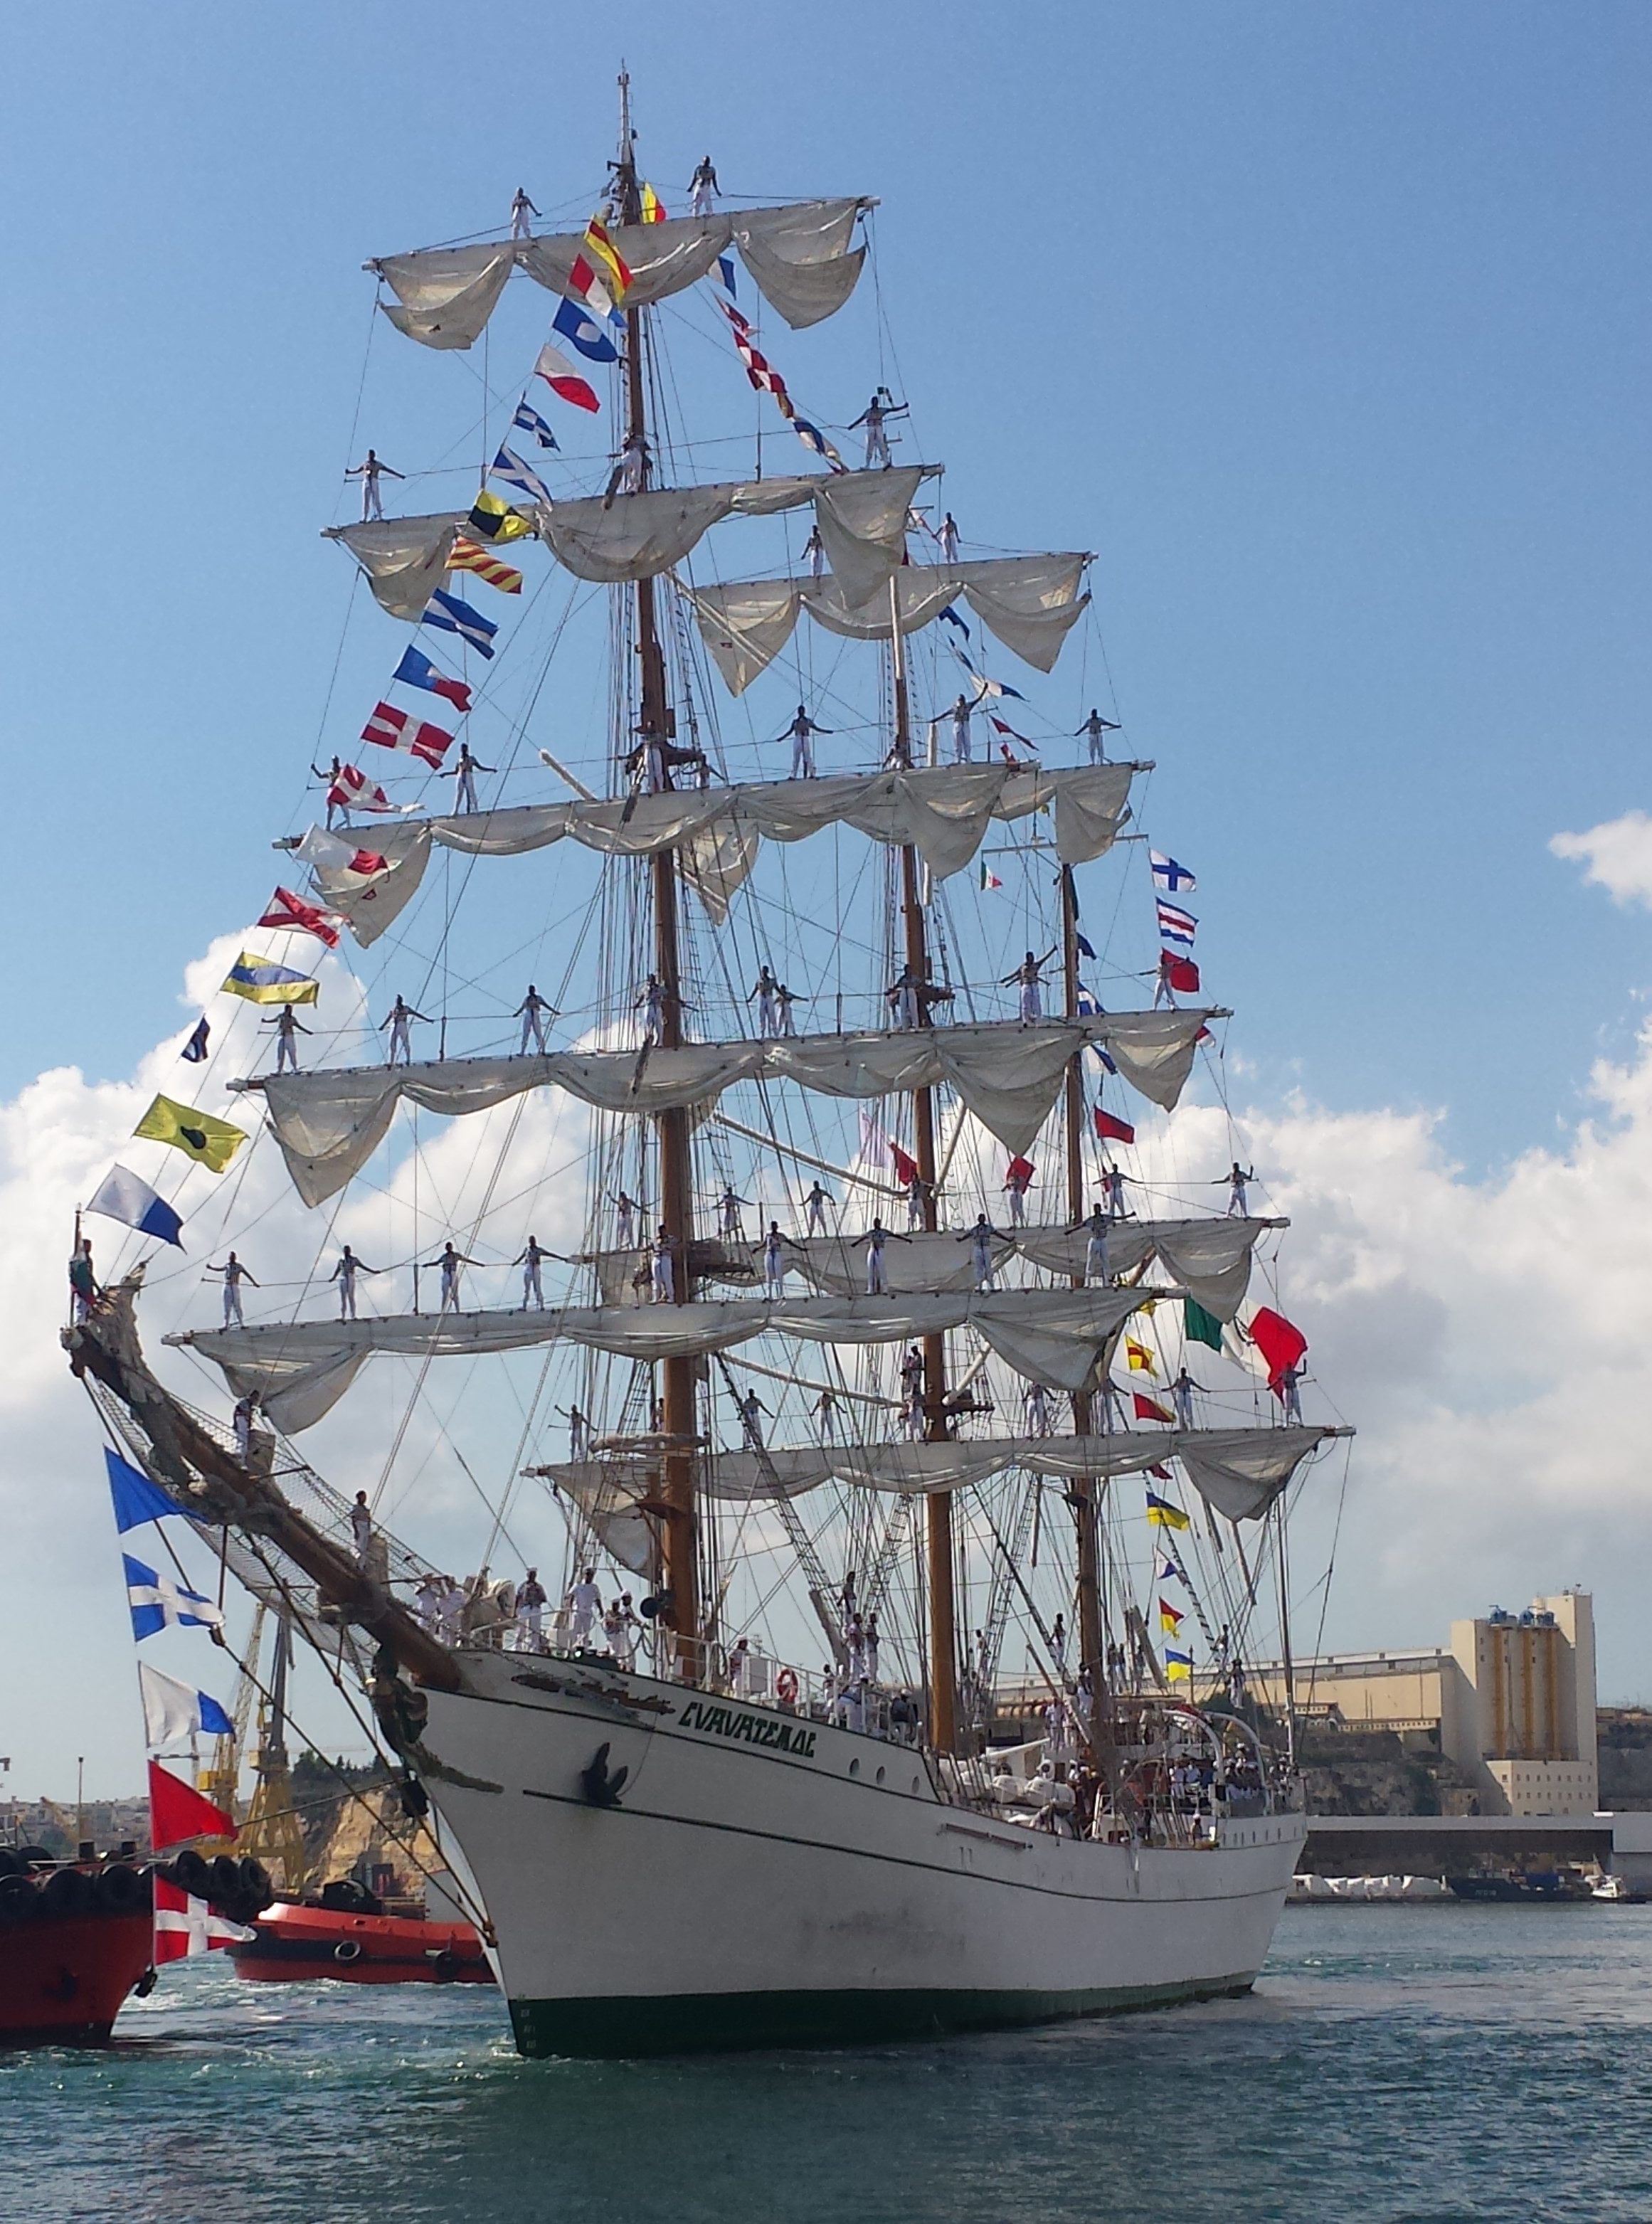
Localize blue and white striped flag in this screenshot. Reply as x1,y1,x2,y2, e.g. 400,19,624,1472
490,445,551,507
511,399,560,452
1156,900,1197,950
421,588,497,660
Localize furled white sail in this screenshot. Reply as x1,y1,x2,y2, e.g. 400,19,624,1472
370,198,873,351
242,1010,1218,1206
326,764,1139,945
605,1216,1281,1321
324,515,467,619
682,556,1091,691
537,1424,1350,1523
174,1285,1154,1430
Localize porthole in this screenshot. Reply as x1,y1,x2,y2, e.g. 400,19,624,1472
848,1758,860,1778
911,1776,920,1793
875,1766,886,1785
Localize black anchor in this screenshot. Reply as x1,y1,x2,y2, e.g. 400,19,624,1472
580,1741,629,1809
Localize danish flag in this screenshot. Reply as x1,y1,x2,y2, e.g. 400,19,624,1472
361,701,453,768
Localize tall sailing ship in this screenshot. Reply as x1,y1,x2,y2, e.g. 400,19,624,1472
71,92,1351,2057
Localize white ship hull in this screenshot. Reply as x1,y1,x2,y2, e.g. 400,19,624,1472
415,1653,1303,2058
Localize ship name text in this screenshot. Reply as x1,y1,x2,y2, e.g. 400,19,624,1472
679,1700,817,1758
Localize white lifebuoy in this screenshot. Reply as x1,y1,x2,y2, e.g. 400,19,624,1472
776,1668,800,1705
333,1937,364,1965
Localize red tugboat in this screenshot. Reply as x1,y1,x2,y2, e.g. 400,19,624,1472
231,1879,493,1986
0,1846,157,2048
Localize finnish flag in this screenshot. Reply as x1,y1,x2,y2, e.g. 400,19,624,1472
139,1661,234,1748
124,1553,224,1640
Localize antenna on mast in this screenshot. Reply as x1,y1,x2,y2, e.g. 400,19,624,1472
617,63,634,172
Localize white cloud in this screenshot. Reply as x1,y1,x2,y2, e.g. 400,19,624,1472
1552,810,1652,911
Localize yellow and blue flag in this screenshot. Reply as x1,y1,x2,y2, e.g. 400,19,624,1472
1145,1491,1190,1531
1165,1648,1193,1683
221,952,318,1007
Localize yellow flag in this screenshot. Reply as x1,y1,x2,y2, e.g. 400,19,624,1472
134,1095,248,1173
466,489,531,544
1126,1338,1158,1376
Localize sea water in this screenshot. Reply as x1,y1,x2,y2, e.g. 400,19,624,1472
6,1905,1652,2223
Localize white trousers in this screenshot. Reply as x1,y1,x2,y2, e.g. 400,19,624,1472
522,1262,542,1308
866,1252,886,1295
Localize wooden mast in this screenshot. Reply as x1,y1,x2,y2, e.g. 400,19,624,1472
614,83,699,1677
889,583,958,1751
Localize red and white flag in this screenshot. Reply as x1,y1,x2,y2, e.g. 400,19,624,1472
152,1875,254,1964
534,340,600,414
258,886,342,948
361,701,452,768
328,763,397,815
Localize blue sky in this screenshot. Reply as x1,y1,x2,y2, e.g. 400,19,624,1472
2,4,1648,1171
5,5,1652,1789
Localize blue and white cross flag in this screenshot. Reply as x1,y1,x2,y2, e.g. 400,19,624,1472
124,1554,224,1640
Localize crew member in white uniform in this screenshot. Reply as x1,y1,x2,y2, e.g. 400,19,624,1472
329,1244,376,1321
636,974,667,1044
208,1251,258,1328
1083,1204,1111,1284
1022,1380,1051,1437
344,448,403,521
1102,1165,1130,1220
558,1404,589,1462
567,1568,601,1648
748,965,779,1037
803,1180,832,1236
651,1226,677,1303
718,1185,749,1241
775,706,831,780
1002,947,1057,1024
349,1490,373,1565
1278,1362,1305,1423
263,1005,311,1072
514,1234,546,1309
963,1214,997,1291
689,156,720,215
381,995,429,1066
950,692,974,764
773,983,799,1036
862,1219,891,1295
738,1388,768,1451
517,1568,547,1649
509,186,539,238
849,390,906,469
515,985,554,1054
762,1220,788,1296
1220,1161,1256,1217
1075,708,1121,764
813,1387,839,1444
232,1394,256,1459
423,1241,479,1311
938,511,960,565
904,1172,927,1230
802,524,825,581
1170,1366,1202,1431
613,1190,639,1249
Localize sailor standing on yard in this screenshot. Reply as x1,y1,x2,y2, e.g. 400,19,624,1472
513,1234,546,1309
515,985,554,1054
773,983,800,1037
452,742,494,815
509,186,539,238
1082,1203,1111,1284
762,1220,788,1297
738,1388,769,1451
263,1004,312,1072
1022,1381,1051,1437
1219,1161,1256,1217
862,1217,892,1295
802,524,825,582
689,156,720,215
803,1179,833,1237
718,1185,749,1241
329,1245,376,1321
748,965,779,1038
424,1241,480,1311
612,1190,640,1249
813,1387,840,1444
636,973,667,1044
776,705,831,780
1002,1158,1034,1227
949,692,974,764
208,1250,258,1328
381,994,429,1065
1075,709,1121,765
345,448,403,521
652,1224,677,1303
1171,1366,1202,1431
938,512,960,566
849,390,906,470
960,1213,999,1292
1003,947,1057,1024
